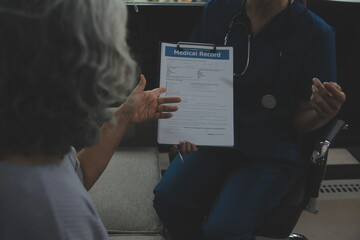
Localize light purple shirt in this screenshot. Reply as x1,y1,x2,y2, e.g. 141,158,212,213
0,147,108,240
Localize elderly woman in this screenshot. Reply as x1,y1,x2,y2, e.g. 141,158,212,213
0,0,180,239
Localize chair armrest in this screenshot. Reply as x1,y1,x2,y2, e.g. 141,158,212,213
311,119,346,165
320,119,347,142
304,119,346,214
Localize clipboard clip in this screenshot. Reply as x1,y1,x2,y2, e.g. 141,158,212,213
176,42,217,53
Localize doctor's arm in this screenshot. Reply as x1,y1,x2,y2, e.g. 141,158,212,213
293,78,346,134
77,75,181,190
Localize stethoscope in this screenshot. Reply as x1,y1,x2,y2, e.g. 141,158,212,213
224,0,292,109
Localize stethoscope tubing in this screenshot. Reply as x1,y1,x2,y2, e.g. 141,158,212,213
223,0,292,109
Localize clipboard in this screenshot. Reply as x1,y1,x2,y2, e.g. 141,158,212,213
157,42,234,147
175,41,217,53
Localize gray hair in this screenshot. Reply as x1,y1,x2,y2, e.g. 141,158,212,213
0,0,137,157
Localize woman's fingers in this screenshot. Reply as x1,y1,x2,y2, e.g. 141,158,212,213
156,104,179,113
158,96,181,105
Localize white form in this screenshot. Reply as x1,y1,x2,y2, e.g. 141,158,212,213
157,42,234,147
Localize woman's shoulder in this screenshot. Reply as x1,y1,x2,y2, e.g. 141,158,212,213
0,157,106,239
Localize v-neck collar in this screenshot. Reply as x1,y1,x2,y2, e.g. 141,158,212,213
237,0,293,39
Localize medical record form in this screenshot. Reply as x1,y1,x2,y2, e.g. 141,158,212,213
157,42,234,147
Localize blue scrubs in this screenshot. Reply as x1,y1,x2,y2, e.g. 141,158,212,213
154,0,337,239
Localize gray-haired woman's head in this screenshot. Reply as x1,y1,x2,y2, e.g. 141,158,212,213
0,0,137,157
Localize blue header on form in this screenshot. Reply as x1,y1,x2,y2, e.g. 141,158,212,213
165,46,229,60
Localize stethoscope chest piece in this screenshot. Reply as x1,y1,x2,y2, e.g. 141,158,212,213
261,94,277,109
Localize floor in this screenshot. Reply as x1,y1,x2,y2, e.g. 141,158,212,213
289,148,360,240
291,199,360,240
159,148,360,240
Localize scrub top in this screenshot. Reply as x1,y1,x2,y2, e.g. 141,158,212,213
190,0,337,161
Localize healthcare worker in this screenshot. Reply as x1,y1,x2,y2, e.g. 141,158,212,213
153,0,346,240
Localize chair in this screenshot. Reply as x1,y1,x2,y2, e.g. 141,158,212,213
255,118,347,240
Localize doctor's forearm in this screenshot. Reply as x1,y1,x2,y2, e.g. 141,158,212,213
293,107,332,135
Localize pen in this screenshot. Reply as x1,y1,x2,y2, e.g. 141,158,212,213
177,149,184,163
